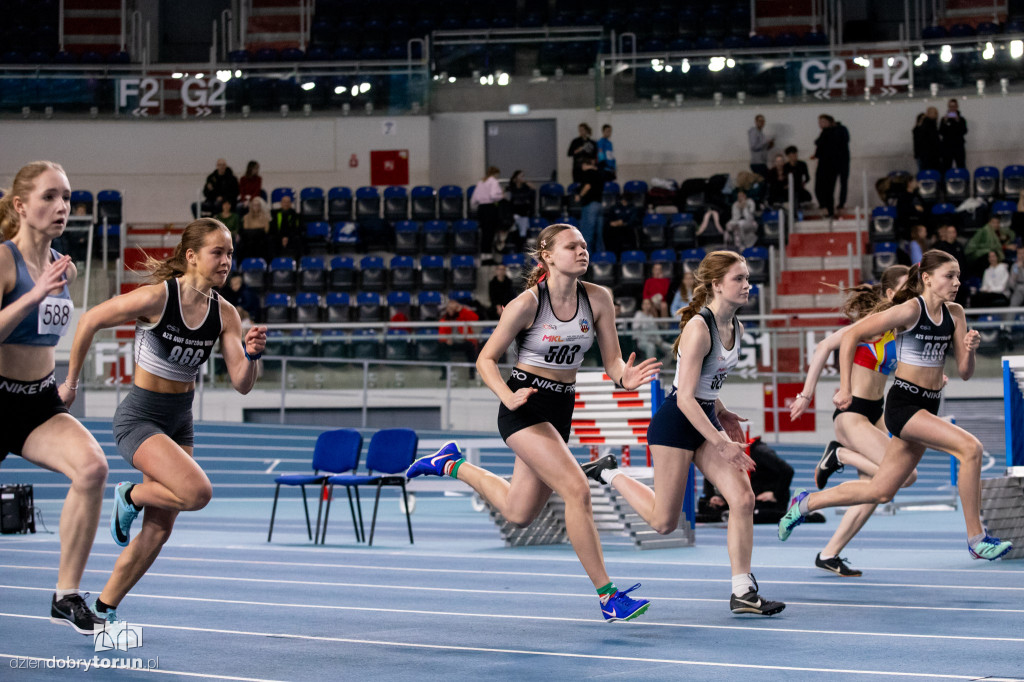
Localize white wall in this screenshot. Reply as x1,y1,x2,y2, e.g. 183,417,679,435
2,93,1023,224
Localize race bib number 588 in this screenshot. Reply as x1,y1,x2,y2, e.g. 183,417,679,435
38,296,73,336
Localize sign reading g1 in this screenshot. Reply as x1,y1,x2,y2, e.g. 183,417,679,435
799,55,912,92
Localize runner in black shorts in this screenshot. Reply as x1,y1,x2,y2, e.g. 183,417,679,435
789,265,919,577
591,250,785,616
0,161,108,635
62,218,267,624
408,223,661,622
780,250,1012,561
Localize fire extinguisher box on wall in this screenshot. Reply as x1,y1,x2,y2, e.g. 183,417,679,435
370,150,409,186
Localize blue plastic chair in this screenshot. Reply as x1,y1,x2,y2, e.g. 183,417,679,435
321,428,419,545
871,206,897,241
267,428,363,542
974,166,1000,200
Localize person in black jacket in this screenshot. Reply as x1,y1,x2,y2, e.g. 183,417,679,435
202,159,239,214
833,119,850,210
567,123,597,184
812,115,843,218
913,108,942,172
939,99,968,172
487,264,515,319
270,194,302,257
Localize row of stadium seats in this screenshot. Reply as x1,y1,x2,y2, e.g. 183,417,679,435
260,289,471,325
870,199,1019,242
260,325,484,362
914,167,1024,204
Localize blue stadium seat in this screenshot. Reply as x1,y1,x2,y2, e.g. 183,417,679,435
944,168,969,204
325,292,350,323
992,200,1017,230
931,202,956,217
670,213,697,249
974,166,1000,200
240,257,267,292
351,327,380,358
602,182,621,212
355,186,381,221
389,255,416,291
622,180,647,209
305,221,329,254
1003,165,1024,200
359,256,386,292
295,292,322,324
331,221,360,250
416,291,443,321
588,251,617,287
299,256,326,291
97,190,122,225
916,170,941,203
356,291,383,322
419,255,447,291
387,291,412,322
300,187,325,221
269,256,297,292
760,209,782,243
450,254,478,289
618,250,647,286
538,183,565,220
871,206,897,242
70,190,93,216
453,219,480,254
742,246,769,284
641,214,668,251
680,247,706,273
328,187,353,222
503,252,526,284
410,185,437,221
393,220,420,255
271,187,295,205
437,185,464,221
383,185,409,222
422,220,449,254
649,248,677,279
873,241,899,277
328,256,355,291
264,292,291,324
384,328,412,360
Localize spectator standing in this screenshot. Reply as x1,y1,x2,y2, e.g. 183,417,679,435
1006,248,1024,308
812,114,842,218
238,161,262,209
567,123,597,184
597,124,617,181
217,200,241,246
833,118,851,210
726,189,758,250
576,157,605,252
913,109,942,172
507,170,534,245
270,194,301,257
240,196,270,262
748,114,774,178
933,223,970,305
202,158,239,214
605,194,640,255
783,146,812,204
939,99,968,171
488,264,515,319
975,250,1010,307
471,166,504,255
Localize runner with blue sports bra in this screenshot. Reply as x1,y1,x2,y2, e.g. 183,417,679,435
780,250,1012,561
407,223,662,622
790,266,920,577
62,218,267,624
0,160,108,635
589,250,785,616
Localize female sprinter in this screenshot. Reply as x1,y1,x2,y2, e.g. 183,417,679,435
789,265,918,577
62,218,267,623
591,250,785,616
407,223,662,622
0,160,108,634
780,250,1012,561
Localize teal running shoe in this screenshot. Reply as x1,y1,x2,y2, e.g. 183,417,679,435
110,481,140,547
600,583,650,622
406,441,463,478
968,535,1012,560
90,599,118,625
778,489,809,541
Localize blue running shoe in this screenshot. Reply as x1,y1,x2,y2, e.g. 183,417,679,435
110,481,140,547
406,441,463,478
778,488,809,541
90,599,118,626
969,535,1012,560
600,583,650,622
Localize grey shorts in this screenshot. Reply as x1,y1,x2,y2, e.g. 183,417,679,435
112,385,195,467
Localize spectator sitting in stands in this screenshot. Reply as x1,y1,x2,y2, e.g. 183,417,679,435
670,270,695,316
202,158,239,214
906,223,932,264
966,216,1015,276
507,170,534,246
238,160,262,209
933,223,970,305
241,196,270,262
271,194,302,257
1012,193,1024,241
783,145,812,205
974,251,1010,307
218,200,241,247
487,264,515,320
471,166,504,255
219,272,261,323
1006,248,1024,309
632,297,672,360
438,298,480,380
894,178,926,242
605,194,640,255
642,263,670,317
726,189,758,250
696,205,726,241
765,153,789,206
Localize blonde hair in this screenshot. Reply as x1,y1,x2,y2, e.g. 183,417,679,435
525,223,577,289
671,250,745,357
141,218,228,283
243,196,269,229
0,161,67,241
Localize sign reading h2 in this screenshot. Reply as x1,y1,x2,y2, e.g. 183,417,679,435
799,55,912,91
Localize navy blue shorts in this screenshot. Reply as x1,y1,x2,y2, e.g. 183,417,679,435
646,388,723,451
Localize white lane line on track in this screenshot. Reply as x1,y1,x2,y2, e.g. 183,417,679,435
0,613,1018,679
0,653,281,681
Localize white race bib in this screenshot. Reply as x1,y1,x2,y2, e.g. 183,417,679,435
38,296,74,337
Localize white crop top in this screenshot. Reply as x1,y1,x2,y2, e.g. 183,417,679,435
673,307,741,401
515,280,595,371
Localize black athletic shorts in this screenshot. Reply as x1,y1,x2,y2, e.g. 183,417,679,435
497,367,576,443
884,377,942,439
0,372,69,461
833,396,884,424
646,387,723,451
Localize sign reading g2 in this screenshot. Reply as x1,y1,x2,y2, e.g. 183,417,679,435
799,55,912,92
117,77,227,111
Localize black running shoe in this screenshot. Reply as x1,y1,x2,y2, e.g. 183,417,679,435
815,552,863,577
814,440,844,489
581,454,618,484
729,576,785,616
50,593,105,635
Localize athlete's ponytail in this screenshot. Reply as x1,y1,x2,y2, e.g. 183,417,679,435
670,250,744,357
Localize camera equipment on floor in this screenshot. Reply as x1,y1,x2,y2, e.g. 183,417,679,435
1,484,35,534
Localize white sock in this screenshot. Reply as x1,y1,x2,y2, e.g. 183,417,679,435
731,573,755,597
55,588,79,600
798,496,811,515
600,469,622,485
968,532,987,548
819,552,835,561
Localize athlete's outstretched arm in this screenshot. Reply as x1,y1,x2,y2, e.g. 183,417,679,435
835,300,919,409
218,299,266,394
475,288,540,410
60,283,167,405
587,283,662,390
